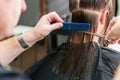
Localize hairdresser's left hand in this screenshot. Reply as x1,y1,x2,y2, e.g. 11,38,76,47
106,16,120,44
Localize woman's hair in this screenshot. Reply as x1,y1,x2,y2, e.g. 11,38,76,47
53,0,114,79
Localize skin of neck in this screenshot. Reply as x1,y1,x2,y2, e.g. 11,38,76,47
92,22,105,43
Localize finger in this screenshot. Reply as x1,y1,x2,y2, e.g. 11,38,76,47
110,40,117,44
118,40,120,44
50,23,63,31
106,21,120,40
47,12,64,22
106,19,116,34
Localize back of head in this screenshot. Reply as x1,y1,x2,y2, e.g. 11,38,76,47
69,0,113,45
69,0,112,11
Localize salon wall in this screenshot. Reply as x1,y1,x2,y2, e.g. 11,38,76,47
47,0,69,16
117,0,120,15
18,0,40,26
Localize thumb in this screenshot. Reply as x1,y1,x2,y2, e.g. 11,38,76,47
50,23,63,31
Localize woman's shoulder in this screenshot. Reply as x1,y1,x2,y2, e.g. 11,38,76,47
91,43,120,80
101,46,120,60
93,42,120,58
93,42,120,65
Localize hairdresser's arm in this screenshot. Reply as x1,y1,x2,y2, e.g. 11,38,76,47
113,64,120,80
0,12,63,66
106,16,120,44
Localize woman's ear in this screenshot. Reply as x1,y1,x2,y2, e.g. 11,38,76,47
100,10,108,24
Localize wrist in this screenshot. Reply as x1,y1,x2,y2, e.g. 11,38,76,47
17,33,30,49
31,29,45,41
22,30,42,47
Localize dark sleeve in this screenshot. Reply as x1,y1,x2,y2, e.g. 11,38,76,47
0,66,31,80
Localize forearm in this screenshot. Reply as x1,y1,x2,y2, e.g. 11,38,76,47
0,36,25,66
113,64,120,80
0,30,43,66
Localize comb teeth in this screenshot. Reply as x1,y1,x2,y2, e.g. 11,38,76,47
62,22,90,31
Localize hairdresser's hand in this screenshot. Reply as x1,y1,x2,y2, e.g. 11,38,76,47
106,16,120,44
33,12,63,38
24,12,63,46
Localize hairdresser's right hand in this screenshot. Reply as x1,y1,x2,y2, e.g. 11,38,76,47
106,16,120,44
33,12,63,38
24,12,63,46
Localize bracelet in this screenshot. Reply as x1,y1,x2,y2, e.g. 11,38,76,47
17,33,29,49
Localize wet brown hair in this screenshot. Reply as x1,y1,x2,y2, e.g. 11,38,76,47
53,0,113,79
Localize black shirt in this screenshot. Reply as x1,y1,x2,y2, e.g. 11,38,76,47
25,42,120,80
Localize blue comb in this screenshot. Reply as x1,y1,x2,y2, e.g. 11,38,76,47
62,22,90,31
